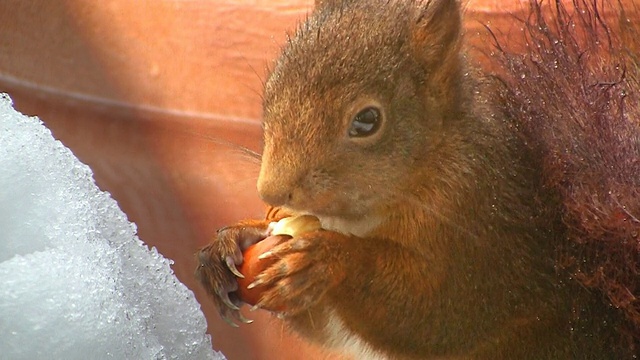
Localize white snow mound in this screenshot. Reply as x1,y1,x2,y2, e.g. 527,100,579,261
0,93,224,360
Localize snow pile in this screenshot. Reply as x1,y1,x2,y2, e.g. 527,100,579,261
0,93,224,360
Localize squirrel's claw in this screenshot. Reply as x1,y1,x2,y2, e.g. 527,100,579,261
257,250,275,260
225,256,244,278
196,220,273,327
218,293,253,327
238,312,254,324
246,278,264,290
221,314,240,328
216,287,240,311
221,306,254,327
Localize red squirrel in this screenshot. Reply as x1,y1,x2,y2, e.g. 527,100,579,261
196,0,639,358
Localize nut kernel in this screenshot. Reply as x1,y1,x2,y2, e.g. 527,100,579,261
271,215,322,237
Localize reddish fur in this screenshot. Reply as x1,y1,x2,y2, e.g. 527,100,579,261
490,0,640,348
197,0,638,358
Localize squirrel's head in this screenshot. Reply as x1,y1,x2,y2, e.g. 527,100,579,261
258,0,465,220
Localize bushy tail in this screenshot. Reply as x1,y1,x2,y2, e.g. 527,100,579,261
490,0,640,346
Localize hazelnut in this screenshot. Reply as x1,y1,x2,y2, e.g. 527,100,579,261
234,215,321,310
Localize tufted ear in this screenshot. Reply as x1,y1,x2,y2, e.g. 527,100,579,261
314,0,352,11
411,0,462,70
410,0,464,111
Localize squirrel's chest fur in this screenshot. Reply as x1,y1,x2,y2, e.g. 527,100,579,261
318,215,384,238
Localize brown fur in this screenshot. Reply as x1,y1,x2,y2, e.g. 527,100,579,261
197,0,637,358
490,0,640,351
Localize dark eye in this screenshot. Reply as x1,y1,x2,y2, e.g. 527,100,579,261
348,107,382,137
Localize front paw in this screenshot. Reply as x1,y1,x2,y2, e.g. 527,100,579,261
250,230,349,315
195,221,270,326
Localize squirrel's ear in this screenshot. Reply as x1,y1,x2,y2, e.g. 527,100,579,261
410,0,463,108
410,0,462,69
315,0,344,10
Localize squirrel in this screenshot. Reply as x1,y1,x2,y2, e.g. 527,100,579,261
196,0,639,359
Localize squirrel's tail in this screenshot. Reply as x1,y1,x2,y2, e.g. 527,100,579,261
490,0,640,347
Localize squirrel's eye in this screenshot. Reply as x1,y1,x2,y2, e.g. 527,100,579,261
348,107,381,137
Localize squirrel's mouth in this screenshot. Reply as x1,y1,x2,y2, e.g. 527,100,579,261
284,192,378,223
277,201,383,237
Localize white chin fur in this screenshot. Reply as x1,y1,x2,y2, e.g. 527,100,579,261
316,215,382,237
325,309,388,360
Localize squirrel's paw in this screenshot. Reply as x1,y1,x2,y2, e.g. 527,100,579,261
250,230,348,315
195,223,269,326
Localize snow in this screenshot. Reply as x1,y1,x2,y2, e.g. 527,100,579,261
0,93,225,360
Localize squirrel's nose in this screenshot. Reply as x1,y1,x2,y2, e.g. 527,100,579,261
257,181,292,207
256,164,293,207
257,146,297,207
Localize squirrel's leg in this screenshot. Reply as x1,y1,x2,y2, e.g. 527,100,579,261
247,229,437,357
